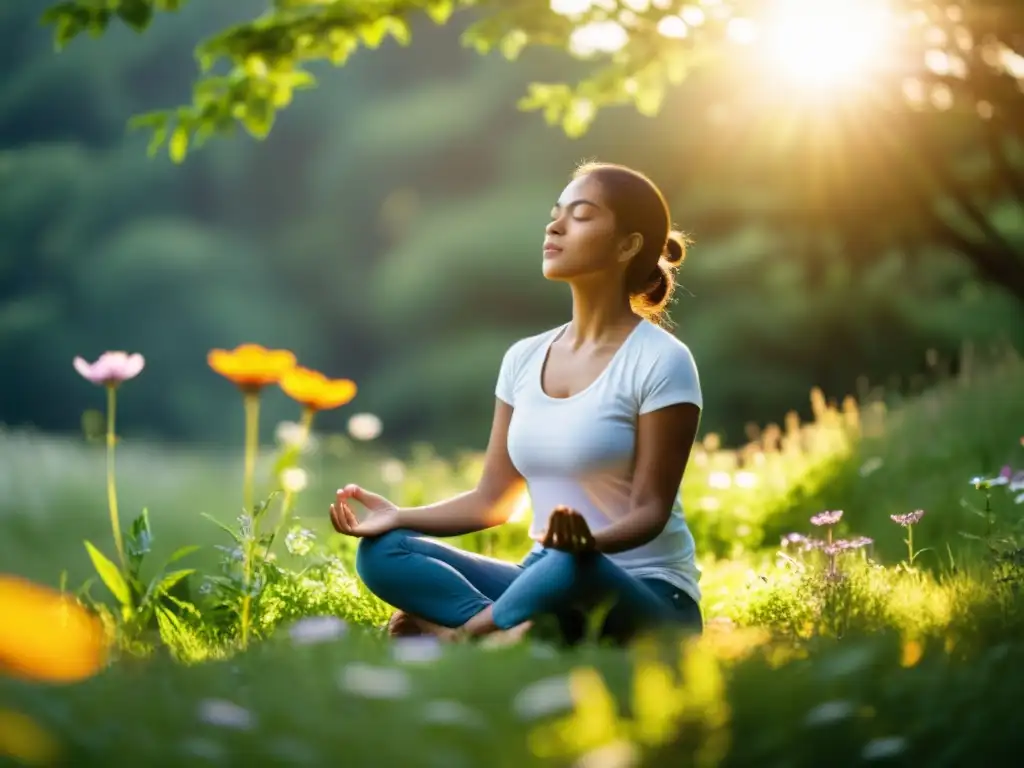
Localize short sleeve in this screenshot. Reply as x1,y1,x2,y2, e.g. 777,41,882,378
495,340,522,406
638,344,702,415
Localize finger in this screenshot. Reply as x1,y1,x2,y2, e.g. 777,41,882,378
329,503,344,534
342,502,359,531
571,512,595,552
550,508,571,550
542,508,560,548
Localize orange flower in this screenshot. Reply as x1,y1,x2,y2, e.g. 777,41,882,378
208,344,297,392
0,575,109,684
280,367,357,411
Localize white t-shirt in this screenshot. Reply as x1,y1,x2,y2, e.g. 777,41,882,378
495,319,704,603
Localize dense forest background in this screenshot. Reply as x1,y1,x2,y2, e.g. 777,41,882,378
3,0,1022,454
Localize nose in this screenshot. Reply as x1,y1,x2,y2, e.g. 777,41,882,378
545,216,564,236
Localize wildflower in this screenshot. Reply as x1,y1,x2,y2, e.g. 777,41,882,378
0,575,108,683
280,367,357,412
73,351,145,569
392,636,443,665
707,470,731,489
891,510,925,527
207,344,296,393
804,699,855,726
421,700,486,729
338,663,412,699
208,344,297,649
810,510,843,527
862,736,907,760
288,616,346,645
197,699,255,730
280,467,308,494
284,527,316,556
348,413,383,441
73,351,144,387
512,675,575,721
734,471,758,489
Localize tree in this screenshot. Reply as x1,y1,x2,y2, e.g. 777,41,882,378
41,0,1024,302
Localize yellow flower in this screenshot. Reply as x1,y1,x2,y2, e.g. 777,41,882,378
0,710,60,765
0,575,108,684
207,344,297,392
280,366,357,412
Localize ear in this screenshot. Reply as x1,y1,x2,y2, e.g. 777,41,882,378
616,233,644,263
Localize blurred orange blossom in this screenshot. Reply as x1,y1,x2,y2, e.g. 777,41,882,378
280,367,357,412
207,344,297,392
0,575,108,684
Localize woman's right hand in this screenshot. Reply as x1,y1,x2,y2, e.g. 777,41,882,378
329,484,400,538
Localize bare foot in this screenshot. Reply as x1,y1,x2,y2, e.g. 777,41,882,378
479,621,534,648
387,611,464,642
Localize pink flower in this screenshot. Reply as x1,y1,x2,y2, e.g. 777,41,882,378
73,352,145,387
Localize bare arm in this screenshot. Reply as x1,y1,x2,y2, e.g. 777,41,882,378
592,403,701,554
395,398,524,536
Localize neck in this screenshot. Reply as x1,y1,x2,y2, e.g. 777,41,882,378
566,278,638,347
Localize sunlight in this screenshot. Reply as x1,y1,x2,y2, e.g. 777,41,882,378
735,0,896,89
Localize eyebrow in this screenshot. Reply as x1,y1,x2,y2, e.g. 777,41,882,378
552,198,601,211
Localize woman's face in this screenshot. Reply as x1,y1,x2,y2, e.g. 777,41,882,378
541,174,640,283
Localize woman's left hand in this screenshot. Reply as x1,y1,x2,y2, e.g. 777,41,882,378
532,505,596,554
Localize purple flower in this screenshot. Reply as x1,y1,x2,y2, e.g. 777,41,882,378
73,352,145,387
890,510,924,527
810,510,843,527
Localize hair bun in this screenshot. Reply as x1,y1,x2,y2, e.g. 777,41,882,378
644,264,670,306
663,231,687,265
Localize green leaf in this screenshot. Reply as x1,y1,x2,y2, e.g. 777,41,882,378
202,512,241,542
168,125,189,163
500,30,527,61
116,0,154,31
165,545,200,566
84,541,132,607
425,0,454,24
157,569,195,594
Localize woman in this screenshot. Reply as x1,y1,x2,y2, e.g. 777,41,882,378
329,161,704,645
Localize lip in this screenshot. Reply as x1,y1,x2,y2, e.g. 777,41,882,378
543,242,563,255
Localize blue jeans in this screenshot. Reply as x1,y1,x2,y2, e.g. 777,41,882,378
356,528,702,644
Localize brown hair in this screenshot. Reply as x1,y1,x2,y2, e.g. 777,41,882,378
573,161,689,327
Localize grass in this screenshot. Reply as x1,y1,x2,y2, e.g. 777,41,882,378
2,352,1023,766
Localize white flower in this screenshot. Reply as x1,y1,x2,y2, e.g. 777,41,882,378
281,467,308,494
288,616,346,645
804,699,855,726
421,700,486,728
512,675,575,721
348,413,383,441
392,636,443,665
708,471,732,489
197,699,255,730
862,736,908,760
338,663,412,699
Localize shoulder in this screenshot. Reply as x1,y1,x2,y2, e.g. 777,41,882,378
495,324,564,405
501,325,564,368
632,322,702,413
635,322,699,370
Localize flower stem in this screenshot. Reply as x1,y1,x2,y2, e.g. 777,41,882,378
239,390,261,649
274,407,316,543
106,384,127,571
242,391,261,515
907,524,914,565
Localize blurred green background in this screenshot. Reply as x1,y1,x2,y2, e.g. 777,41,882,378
2,0,1023,455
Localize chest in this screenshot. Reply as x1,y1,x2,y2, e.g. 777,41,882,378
540,342,621,399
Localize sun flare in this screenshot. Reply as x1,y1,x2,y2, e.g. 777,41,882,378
737,0,896,88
